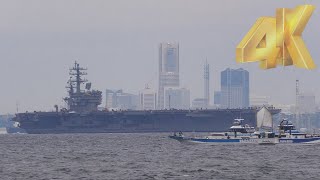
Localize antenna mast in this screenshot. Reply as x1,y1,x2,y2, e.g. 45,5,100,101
69,61,88,93
64,61,102,112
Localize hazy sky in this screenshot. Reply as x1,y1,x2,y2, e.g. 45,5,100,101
0,0,319,114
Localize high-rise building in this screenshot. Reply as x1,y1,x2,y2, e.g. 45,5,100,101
140,88,157,110
220,68,249,108
158,42,179,109
164,87,190,109
204,61,210,107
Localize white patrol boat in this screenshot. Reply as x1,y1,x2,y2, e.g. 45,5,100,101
169,107,279,144
277,119,320,144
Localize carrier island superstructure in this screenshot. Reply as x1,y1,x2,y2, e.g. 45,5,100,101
13,62,281,134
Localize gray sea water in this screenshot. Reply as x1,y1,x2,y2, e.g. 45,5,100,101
0,133,320,180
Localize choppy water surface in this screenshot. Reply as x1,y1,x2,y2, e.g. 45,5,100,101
1,133,320,180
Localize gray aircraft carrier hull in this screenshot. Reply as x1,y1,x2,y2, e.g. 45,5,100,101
13,108,281,134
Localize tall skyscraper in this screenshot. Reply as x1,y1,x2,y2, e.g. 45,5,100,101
158,42,179,109
220,68,249,108
204,61,210,107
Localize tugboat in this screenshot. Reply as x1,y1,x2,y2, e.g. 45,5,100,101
278,119,320,144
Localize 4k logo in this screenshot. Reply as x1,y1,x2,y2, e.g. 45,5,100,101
236,5,316,69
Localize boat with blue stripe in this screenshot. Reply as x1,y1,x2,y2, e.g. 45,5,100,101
169,107,320,144
170,117,278,144
277,119,320,144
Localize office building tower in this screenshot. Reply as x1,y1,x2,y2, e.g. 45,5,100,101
158,42,179,109
221,68,249,108
164,87,190,109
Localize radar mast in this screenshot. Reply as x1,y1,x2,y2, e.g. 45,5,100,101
63,61,102,112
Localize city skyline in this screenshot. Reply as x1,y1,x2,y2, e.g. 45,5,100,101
0,0,320,114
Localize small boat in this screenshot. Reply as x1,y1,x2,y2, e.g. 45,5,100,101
277,119,320,144
169,107,320,144
169,118,276,144
168,132,188,141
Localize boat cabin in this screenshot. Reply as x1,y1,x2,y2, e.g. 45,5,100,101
229,119,255,137
277,119,308,138
278,119,295,132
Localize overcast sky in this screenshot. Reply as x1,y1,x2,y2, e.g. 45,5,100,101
0,0,319,114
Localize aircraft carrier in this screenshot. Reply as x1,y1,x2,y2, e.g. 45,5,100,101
13,62,281,134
